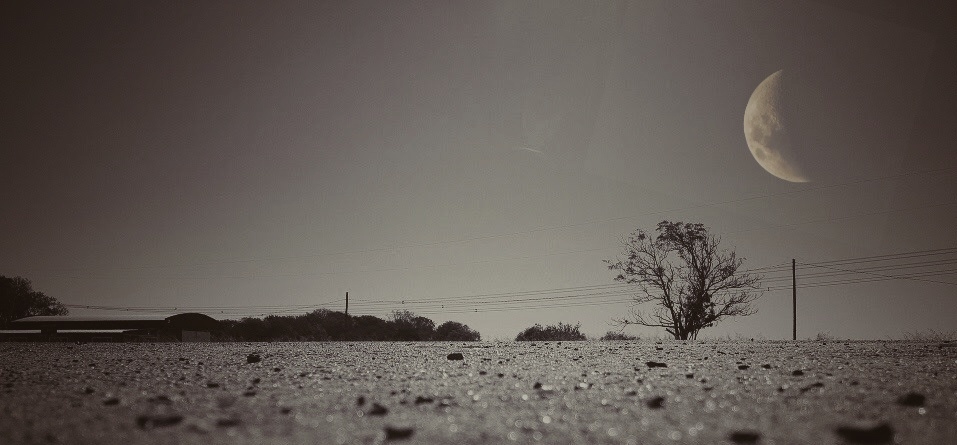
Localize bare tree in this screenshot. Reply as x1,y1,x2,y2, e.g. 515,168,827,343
604,221,763,340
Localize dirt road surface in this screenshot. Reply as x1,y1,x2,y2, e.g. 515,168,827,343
1,341,955,444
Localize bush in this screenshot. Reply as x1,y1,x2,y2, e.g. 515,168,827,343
515,322,586,341
600,330,637,341
218,310,475,342
434,321,481,341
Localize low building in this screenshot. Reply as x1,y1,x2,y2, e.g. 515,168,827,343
0,313,219,342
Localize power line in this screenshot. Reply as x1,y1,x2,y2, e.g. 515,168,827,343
17,166,956,275
797,261,957,288
761,256,957,283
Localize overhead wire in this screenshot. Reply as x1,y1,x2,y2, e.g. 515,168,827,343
16,166,956,277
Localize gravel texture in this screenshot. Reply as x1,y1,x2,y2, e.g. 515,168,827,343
1,341,955,444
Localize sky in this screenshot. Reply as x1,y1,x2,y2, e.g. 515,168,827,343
2,0,956,340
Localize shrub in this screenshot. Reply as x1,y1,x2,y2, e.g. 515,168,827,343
515,322,586,341
434,321,481,341
600,330,637,341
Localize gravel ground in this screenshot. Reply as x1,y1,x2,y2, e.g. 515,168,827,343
1,341,955,444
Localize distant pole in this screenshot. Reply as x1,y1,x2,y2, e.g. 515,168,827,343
792,259,797,341
345,292,349,316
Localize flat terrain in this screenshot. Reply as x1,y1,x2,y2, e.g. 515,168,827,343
1,341,955,444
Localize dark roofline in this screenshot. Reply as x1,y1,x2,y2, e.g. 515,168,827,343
8,313,219,331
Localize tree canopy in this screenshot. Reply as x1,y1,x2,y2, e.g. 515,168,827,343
605,221,763,340
0,275,68,326
216,309,481,342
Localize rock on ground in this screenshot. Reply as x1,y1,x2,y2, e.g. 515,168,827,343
0,341,955,444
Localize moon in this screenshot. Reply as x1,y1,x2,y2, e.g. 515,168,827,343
743,70,810,182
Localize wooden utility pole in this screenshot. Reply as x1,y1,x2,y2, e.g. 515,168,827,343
345,292,349,316
792,259,797,341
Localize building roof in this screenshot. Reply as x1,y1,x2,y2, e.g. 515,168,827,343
7,313,219,331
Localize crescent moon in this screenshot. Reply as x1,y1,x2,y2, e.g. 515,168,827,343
743,70,810,182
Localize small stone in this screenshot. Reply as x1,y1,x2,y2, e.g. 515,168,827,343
83,387,95,395
792,370,804,376
414,396,434,405
148,395,172,405
368,403,389,416
136,414,184,430
896,392,925,407
243,390,257,397
645,361,668,368
356,396,366,406
761,364,772,369
447,353,464,360
646,396,665,409
728,430,761,444
533,382,542,389
738,365,750,370
246,354,261,364
800,382,824,393
251,378,261,384
216,418,241,428
384,426,414,440
206,382,219,388
685,373,694,379
834,422,894,444
279,407,292,415
103,397,120,406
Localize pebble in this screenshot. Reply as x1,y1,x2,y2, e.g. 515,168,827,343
103,397,120,406
728,430,761,444
246,354,261,364
148,395,172,405
646,396,665,409
136,414,184,430
369,403,389,416
792,370,804,376
384,426,414,440
896,392,925,407
738,365,750,370
447,353,464,360
414,396,434,405
834,422,894,444
216,418,241,428
645,361,668,368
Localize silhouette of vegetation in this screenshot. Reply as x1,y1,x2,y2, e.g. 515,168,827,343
515,322,586,341
0,275,68,327
389,310,436,341
600,330,638,341
434,321,481,341
605,221,763,340
216,309,480,342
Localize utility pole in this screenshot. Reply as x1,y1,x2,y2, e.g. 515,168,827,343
792,259,797,341
345,291,349,316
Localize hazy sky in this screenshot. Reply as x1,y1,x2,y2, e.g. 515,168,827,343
3,1,955,340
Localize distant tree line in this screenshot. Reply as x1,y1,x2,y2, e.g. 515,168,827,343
216,309,481,342
1,275,68,327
